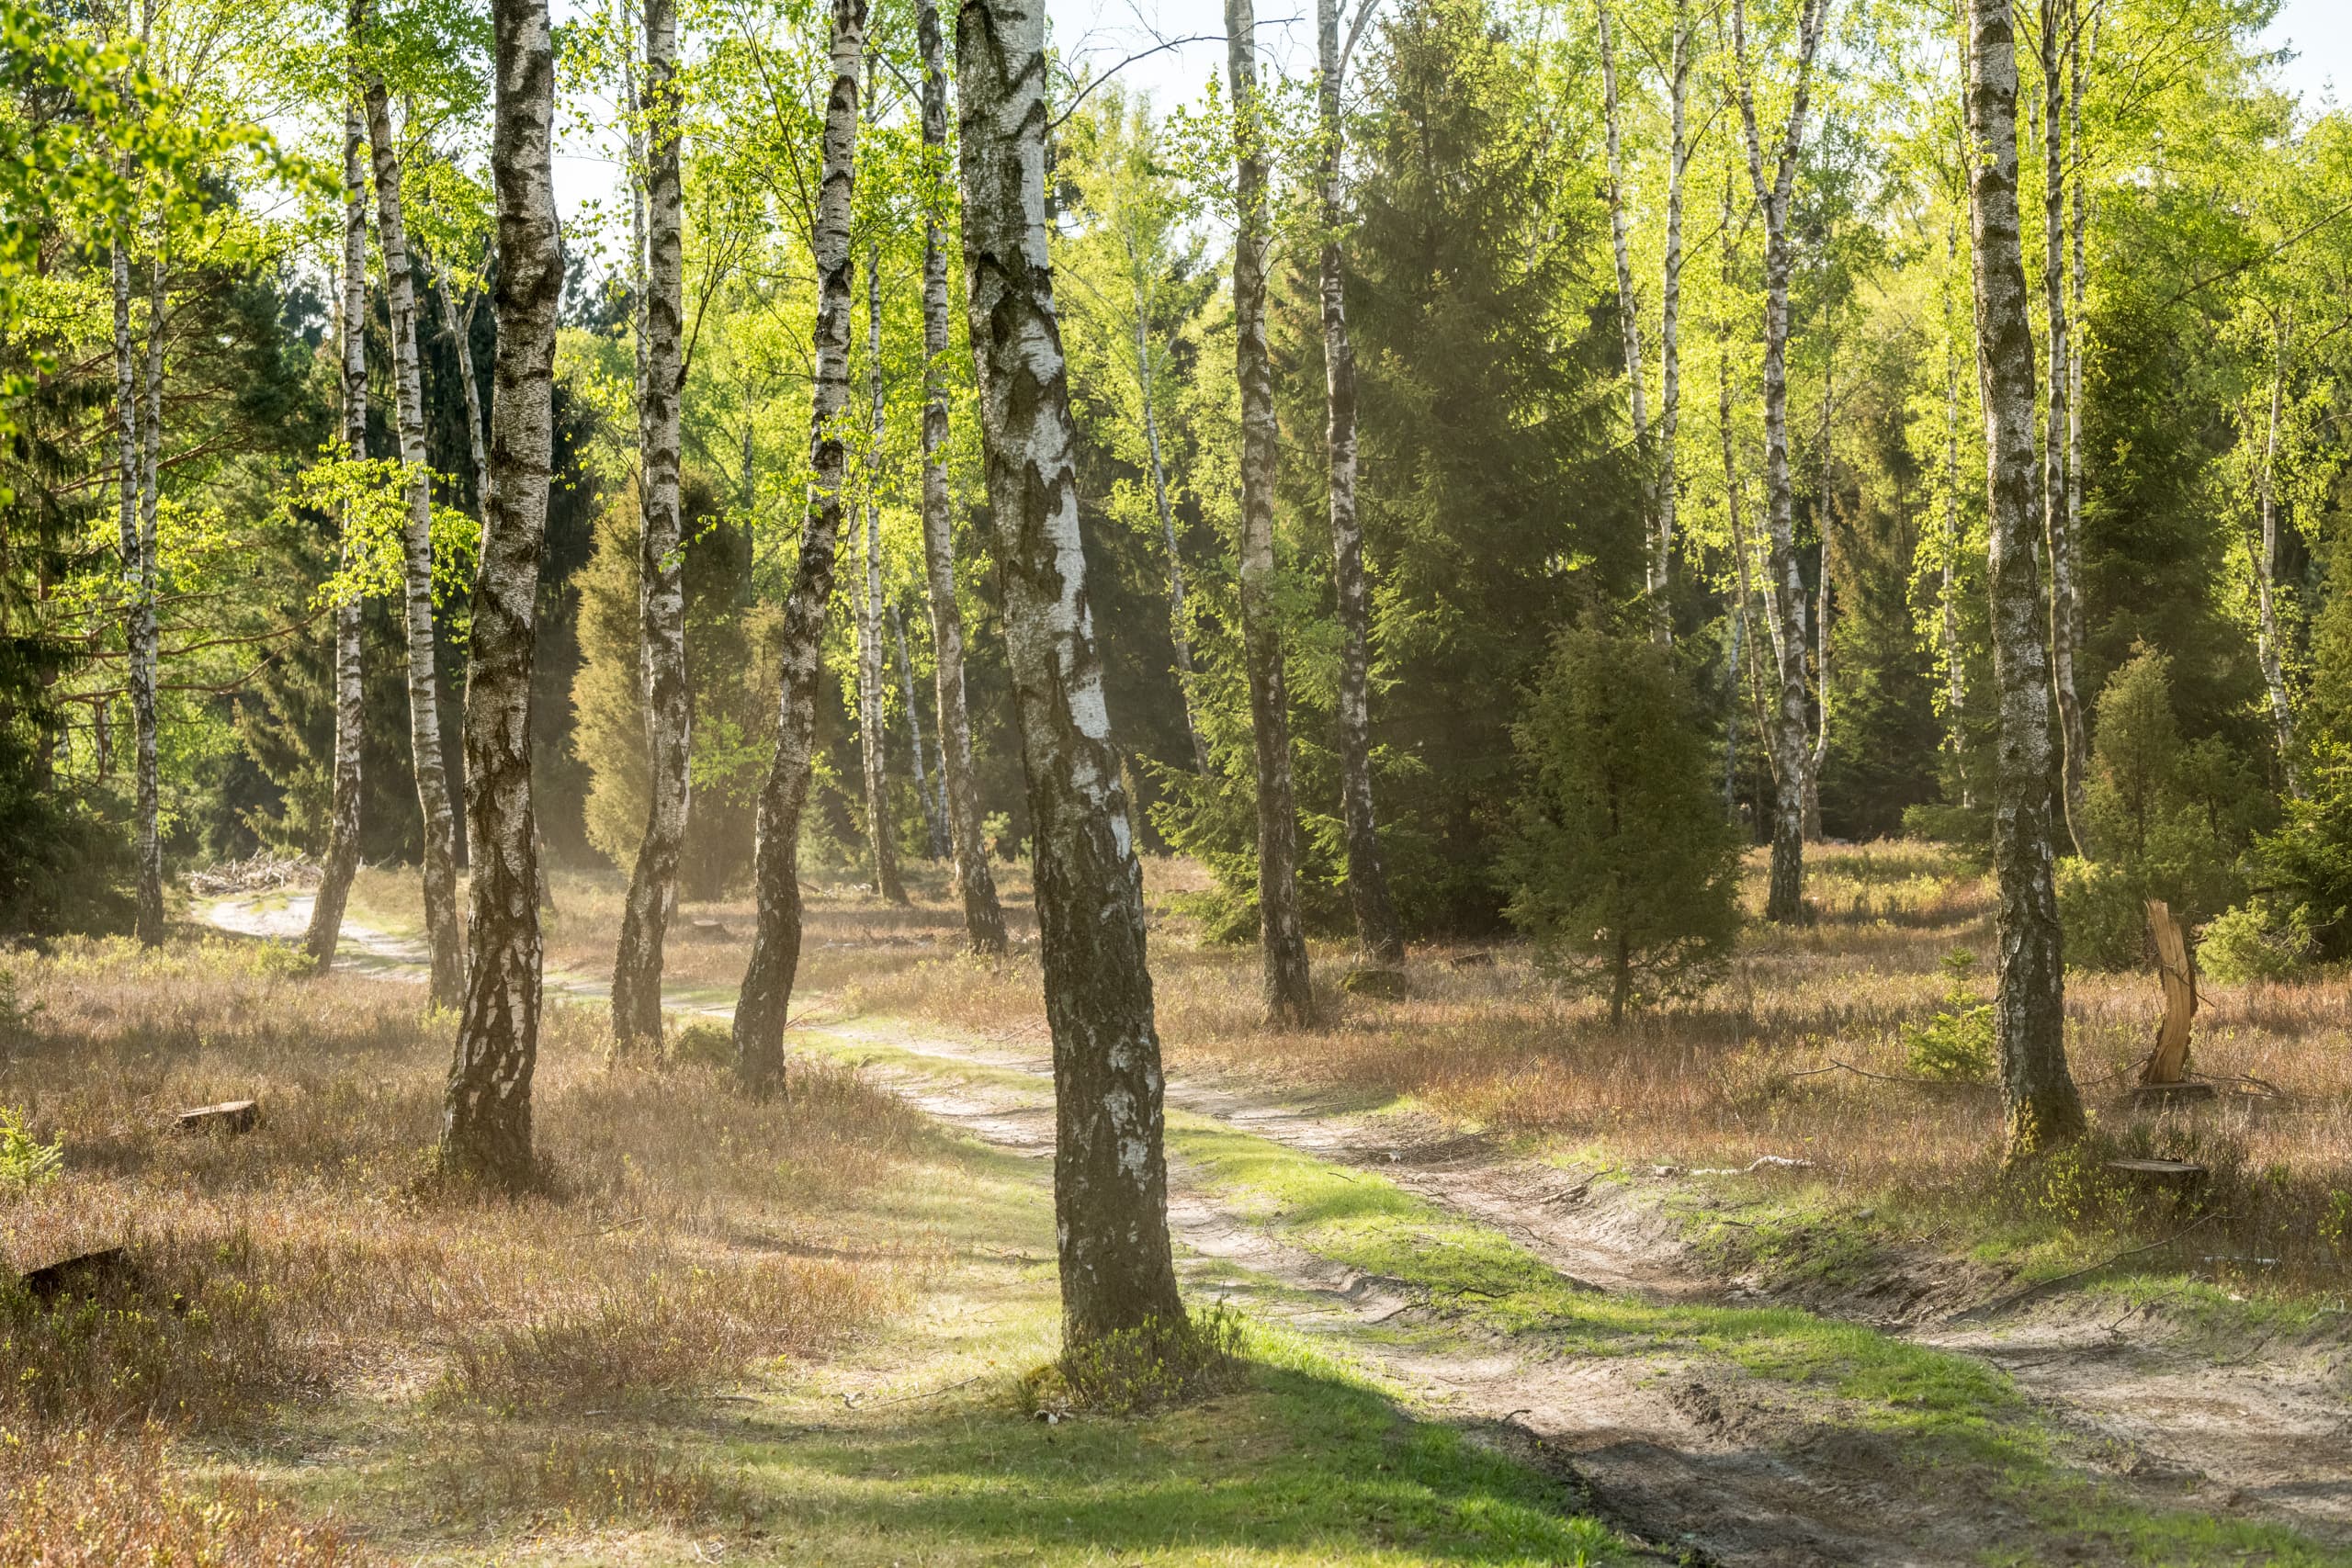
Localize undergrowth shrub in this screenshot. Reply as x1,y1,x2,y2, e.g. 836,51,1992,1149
1901,953,1995,1083
0,1104,62,1190
1024,1304,1247,1416
2197,900,2312,986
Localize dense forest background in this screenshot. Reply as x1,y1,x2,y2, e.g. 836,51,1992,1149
6,0,2350,979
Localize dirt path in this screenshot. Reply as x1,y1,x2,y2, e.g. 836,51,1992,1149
213,899,2352,1564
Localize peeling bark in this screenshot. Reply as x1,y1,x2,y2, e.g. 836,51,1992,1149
365,73,466,1007
440,0,562,1189
1318,0,1403,966
1228,0,1316,1025
1730,0,1828,925
1964,0,2087,1162
613,0,692,1048
735,0,865,1092
308,100,372,971
956,0,1185,1347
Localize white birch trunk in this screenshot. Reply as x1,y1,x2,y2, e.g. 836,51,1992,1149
891,602,949,859
440,0,562,1188
2252,312,2301,796
859,241,907,904
2040,0,2086,854
1941,223,1971,809
365,77,466,1006
1597,0,1658,637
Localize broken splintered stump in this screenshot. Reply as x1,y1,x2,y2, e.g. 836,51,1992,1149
175,1099,257,1135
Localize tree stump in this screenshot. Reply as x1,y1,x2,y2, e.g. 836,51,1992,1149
684,919,732,942
2138,899,2198,1087
175,1100,258,1135
1449,951,1496,970
2103,1156,2208,1195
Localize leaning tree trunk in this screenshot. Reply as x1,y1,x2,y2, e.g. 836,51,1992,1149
734,0,865,1091
308,101,372,970
112,225,162,948
2252,312,2301,796
612,0,692,1049
1126,247,1213,776
915,0,1008,954
1228,0,1316,1025
858,243,908,905
1596,0,1657,636
366,79,466,1008
440,0,562,1189
1731,0,1827,925
1317,0,1403,967
956,0,1186,1349
891,602,950,859
2040,0,2086,855
1963,0,2087,1163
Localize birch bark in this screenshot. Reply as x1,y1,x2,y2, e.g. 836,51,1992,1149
2253,312,2301,796
1597,0,1655,625
365,74,467,1007
860,242,908,904
1963,0,2087,1161
308,100,372,970
957,0,1185,1346
113,226,163,947
1941,224,1971,808
891,602,950,858
914,0,1009,954
1125,238,1212,776
734,0,865,1090
1228,0,1316,1024
1730,0,1827,925
440,0,562,1188
1318,0,1403,966
613,0,692,1048
2040,0,2086,853
1656,0,1690,644
1804,352,1832,842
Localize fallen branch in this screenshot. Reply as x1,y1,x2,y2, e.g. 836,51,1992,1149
841,1371,989,1412
1948,1212,2223,1325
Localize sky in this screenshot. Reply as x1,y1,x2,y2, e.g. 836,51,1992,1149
548,0,2349,228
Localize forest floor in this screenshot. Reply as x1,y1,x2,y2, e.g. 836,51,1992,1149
164,842,2352,1564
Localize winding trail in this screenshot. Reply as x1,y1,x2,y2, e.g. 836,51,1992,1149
213,894,2352,1566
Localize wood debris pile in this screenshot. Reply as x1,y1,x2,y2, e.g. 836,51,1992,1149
185,855,322,896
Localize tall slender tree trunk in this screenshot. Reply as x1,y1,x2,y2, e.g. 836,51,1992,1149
956,0,1185,1348
2039,0,2086,854
440,0,561,1188
1963,0,2087,1163
734,0,865,1091
2252,311,2301,796
1596,0,1657,633
1804,353,1833,842
1655,1,1690,645
1731,0,1828,925
113,224,162,947
859,243,908,905
135,245,165,942
916,0,1008,954
891,602,950,859
308,102,372,970
612,0,691,1048
365,75,466,1007
1228,0,1315,1025
2064,4,2091,785
1318,0,1403,967
1941,222,1972,809
1126,254,1212,776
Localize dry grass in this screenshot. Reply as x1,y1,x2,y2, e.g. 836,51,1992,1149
0,934,934,1548
602,841,2350,1297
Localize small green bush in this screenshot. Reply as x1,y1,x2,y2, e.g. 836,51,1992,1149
2197,900,2311,986
0,1106,62,1191
667,1021,735,1070
1902,951,1996,1083
2056,856,2148,972
1030,1305,1247,1416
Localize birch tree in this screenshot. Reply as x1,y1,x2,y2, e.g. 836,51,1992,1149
956,0,1185,1348
858,238,908,905
2038,0,2086,852
734,0,864,1091
891,601,949,859
1228,0,1316,1024
305,98,370,970
440,0,561,1188
1319,0,1404,965
1728,0,1827,924
1962,0,2086,1162
916,0,1007,952
612,0,691,1048
363,47,465,1007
